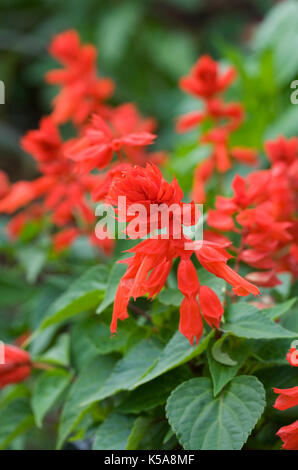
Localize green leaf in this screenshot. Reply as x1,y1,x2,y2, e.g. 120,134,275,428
134,330,213,387
166,376,265,450
96,2,143,66
31,369,72,428
208,339,250,395
266,106,298,139
253,1,298,52
70,321,100,371
158,288,183,307
57,355,116,449
117,368,190,414
126,416,152,450
96,262,127,314
251,338,291,365
197,267,226,302
35,333,70,366
16,246,47,284
264,298,297,321
211,336,237,366
84,317,147,355
0,397,34,450
223,302,297,339
81,338,163,406
273,273,292,299
40,265,108,330
92,413,135,450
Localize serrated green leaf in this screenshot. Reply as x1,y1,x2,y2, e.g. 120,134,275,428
40,265,108,330
166,376,265,450
92,413,135,450
208,340,250,395
223,302,297,339
134,330,213,387
81,338,163,406
31,369,72,428
57,355,116,449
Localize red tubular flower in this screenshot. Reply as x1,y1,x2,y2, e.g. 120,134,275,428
273,387,298,411
274,349,298,450
265,135,298,165
21,117,66,175
179,296,203,346
276,421,298,450
198,285,223,329
68,113,156,173
179,55,236,99
0,170,10,199
287,347,298,367
177,56,257,201
6,205,43,240
207,146,297,287
0,344,31,389
0,177,54,214
52,227,80,253
45,30,114,125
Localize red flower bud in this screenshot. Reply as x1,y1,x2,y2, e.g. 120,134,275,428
0,344,31,389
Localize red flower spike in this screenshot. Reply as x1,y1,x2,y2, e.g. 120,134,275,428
276,421,298,450
107,164,259,344
273,386,298,411
46,30,114,125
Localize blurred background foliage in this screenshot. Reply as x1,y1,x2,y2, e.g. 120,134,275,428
1,0,296,183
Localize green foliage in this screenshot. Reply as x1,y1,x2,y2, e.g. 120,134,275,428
166,376,266,450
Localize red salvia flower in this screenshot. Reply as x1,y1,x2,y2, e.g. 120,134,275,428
52,227,80,253
0,344,31,389
0,170,10,199
274,354,298,450
273,386,298,411
46,30,114,125
276,421,298,450
179,55,236,99
68,113,156,174
177,56,257,202
105,163,259,345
